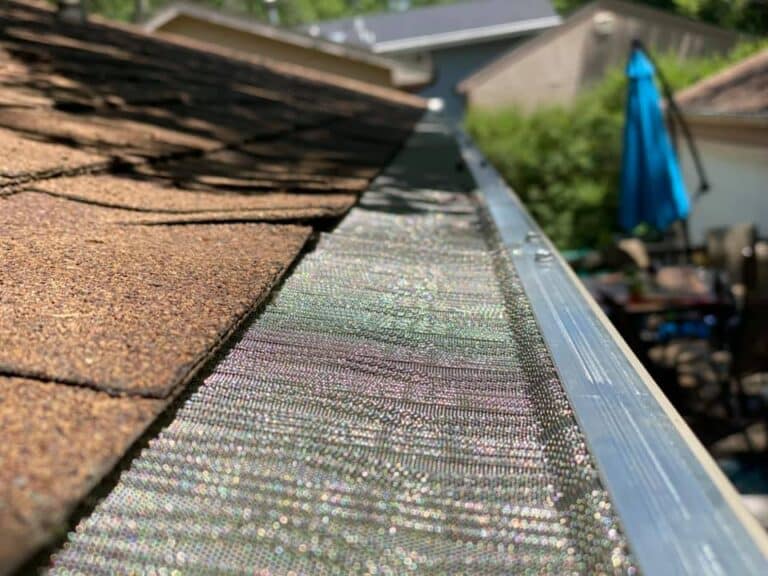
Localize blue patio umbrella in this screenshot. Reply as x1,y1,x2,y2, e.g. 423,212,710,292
620,45,690,233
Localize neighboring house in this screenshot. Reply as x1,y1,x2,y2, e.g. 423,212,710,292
306,0,561,117
459,0,740,112
142,2,430,89
675,49,768,245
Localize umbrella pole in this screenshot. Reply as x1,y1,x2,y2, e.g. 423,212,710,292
679,219,691,265
635,40,710,200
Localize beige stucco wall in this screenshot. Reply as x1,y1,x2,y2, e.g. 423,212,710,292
679,128,768,245
158,16,394,87
466,5,737,112
467,19,590,111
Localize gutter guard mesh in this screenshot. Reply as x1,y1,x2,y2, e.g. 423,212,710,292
50,124,636,575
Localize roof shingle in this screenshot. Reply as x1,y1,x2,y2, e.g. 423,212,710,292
0,214,311,397
0,1,422,571
0,376,164,571
30,174,359,217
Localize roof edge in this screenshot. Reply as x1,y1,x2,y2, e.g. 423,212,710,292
373,15,562,54
683,113,768,147
141,1,430,81
683,111,768,125
676,48,768,109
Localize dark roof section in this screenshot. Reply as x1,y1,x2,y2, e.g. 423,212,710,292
304,0,560,53
676,48,768,117
0,1,423,571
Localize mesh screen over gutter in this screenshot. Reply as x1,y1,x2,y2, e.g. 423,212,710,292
49,121,637,574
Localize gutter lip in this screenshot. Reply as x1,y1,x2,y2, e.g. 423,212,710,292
455,126,768,575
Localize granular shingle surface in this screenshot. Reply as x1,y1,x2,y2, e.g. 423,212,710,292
0,0,423,200
2,190,357,226
0,376,164,573
0,191,155,226
0,106,220,161
0,220,311,397
0,4,423,570
0,127,108,186
121,206,355,225
132,149,372,193
30,174,357,217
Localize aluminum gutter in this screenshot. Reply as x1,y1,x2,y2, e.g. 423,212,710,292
457,128,768,575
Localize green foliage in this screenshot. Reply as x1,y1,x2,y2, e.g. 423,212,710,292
466,82,623,249
67,0,768,32
466,40,768,250
48,0,767,33
73,0,461,25
554,0,767,34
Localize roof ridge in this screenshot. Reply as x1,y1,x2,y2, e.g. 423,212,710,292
676,47,768,107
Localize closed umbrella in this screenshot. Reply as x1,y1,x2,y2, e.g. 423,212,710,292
619,43,690,233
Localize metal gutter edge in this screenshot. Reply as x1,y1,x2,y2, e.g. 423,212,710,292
456,128,768,575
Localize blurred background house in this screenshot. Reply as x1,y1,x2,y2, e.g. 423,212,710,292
304,0,561,117
676,48,768,246
142,2,431,89
459,0,739,112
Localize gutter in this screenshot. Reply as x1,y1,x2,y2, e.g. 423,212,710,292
457,127,768,575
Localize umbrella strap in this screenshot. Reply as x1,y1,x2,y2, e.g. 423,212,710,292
635,41,711,200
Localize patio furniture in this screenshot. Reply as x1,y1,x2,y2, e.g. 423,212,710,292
706,223,757,299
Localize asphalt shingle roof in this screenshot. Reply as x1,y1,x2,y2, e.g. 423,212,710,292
0,1,422,571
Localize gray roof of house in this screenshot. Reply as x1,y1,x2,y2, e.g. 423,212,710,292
303,0,560,53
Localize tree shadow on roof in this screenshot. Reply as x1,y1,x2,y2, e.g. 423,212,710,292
0,0,422,197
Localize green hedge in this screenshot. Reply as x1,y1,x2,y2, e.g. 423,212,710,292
466,41,768,250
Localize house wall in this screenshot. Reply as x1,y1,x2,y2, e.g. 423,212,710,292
466,3,737,112
157,16,394,87
466,20,589,112
678,130,768,245
412,37,529,119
